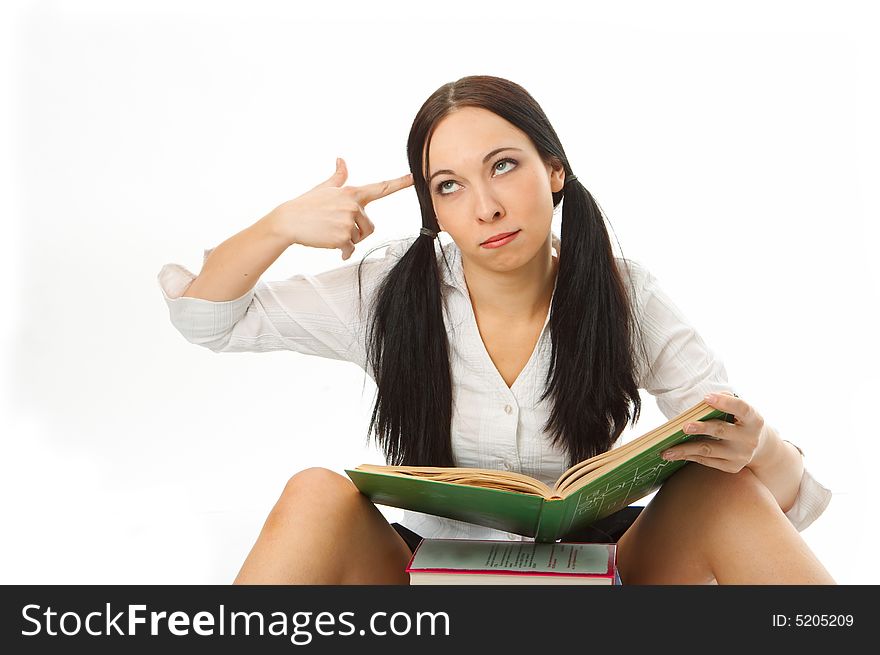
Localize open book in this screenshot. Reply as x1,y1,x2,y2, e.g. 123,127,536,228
345,400,733,542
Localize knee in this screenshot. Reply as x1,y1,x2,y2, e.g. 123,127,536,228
282,467,360,504
263,467,362,532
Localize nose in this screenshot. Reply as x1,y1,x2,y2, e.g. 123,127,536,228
473,183,504,223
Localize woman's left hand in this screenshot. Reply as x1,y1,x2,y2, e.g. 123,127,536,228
660,391,773,473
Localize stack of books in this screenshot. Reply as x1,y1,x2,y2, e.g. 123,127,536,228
405,539,618,585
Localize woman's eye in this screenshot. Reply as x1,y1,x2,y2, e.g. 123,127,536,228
493,158,517,174
435,157,518,196
437,180,459,195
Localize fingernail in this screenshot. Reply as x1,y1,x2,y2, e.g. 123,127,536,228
661,451,674,460
704,393,717,403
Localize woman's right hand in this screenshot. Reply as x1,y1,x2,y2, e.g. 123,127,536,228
271,158,414,261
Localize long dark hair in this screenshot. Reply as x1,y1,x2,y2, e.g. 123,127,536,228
357,75,648,468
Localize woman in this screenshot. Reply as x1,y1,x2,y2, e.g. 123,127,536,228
158,75,833,584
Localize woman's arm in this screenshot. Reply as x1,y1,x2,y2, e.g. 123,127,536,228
627,261,832,530
180,160,409,301
182,210,293,301
747,425,804,513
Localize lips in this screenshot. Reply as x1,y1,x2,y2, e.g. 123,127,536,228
482,230,520,245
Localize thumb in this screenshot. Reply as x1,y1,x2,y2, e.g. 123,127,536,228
312,157,348,190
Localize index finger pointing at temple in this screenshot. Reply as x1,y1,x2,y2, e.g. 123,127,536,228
355,173,415,206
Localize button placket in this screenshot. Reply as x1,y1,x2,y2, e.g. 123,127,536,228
500,398,520,474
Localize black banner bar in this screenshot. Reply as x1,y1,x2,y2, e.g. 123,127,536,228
1,585,873,653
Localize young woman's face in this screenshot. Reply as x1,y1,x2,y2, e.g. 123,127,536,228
423,106,565,271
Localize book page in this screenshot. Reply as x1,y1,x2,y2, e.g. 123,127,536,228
355,463,553,497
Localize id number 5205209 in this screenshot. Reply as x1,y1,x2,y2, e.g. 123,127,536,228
772,614,854,627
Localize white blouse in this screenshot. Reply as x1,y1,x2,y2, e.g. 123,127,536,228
157,233,832,541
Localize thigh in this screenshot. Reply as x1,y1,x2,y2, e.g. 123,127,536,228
615,463,778,584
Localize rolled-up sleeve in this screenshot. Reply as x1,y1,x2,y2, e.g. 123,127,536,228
157,241,409,366
782,467,832,531
627,260,831,531
158,249,259,351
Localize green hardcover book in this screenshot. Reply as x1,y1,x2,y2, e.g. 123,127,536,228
346,400,734,542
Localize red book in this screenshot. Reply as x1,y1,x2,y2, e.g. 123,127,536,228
406,539,618,585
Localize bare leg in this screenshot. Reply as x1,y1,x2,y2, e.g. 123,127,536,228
233,467,413,584
616,463,835,584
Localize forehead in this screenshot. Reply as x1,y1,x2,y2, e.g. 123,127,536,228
424,107,530,170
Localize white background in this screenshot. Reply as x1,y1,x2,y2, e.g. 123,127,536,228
1,0,877,585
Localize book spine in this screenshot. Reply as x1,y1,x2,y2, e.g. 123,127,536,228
534,499,565,542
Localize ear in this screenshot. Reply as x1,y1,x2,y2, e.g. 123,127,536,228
548,159,566,194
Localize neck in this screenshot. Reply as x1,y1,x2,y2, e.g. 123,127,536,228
462,235,558,323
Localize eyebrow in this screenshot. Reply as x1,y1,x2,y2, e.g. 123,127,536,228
427,147,524,183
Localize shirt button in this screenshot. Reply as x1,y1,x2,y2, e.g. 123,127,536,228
504,404,513,414
507,532,520,540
